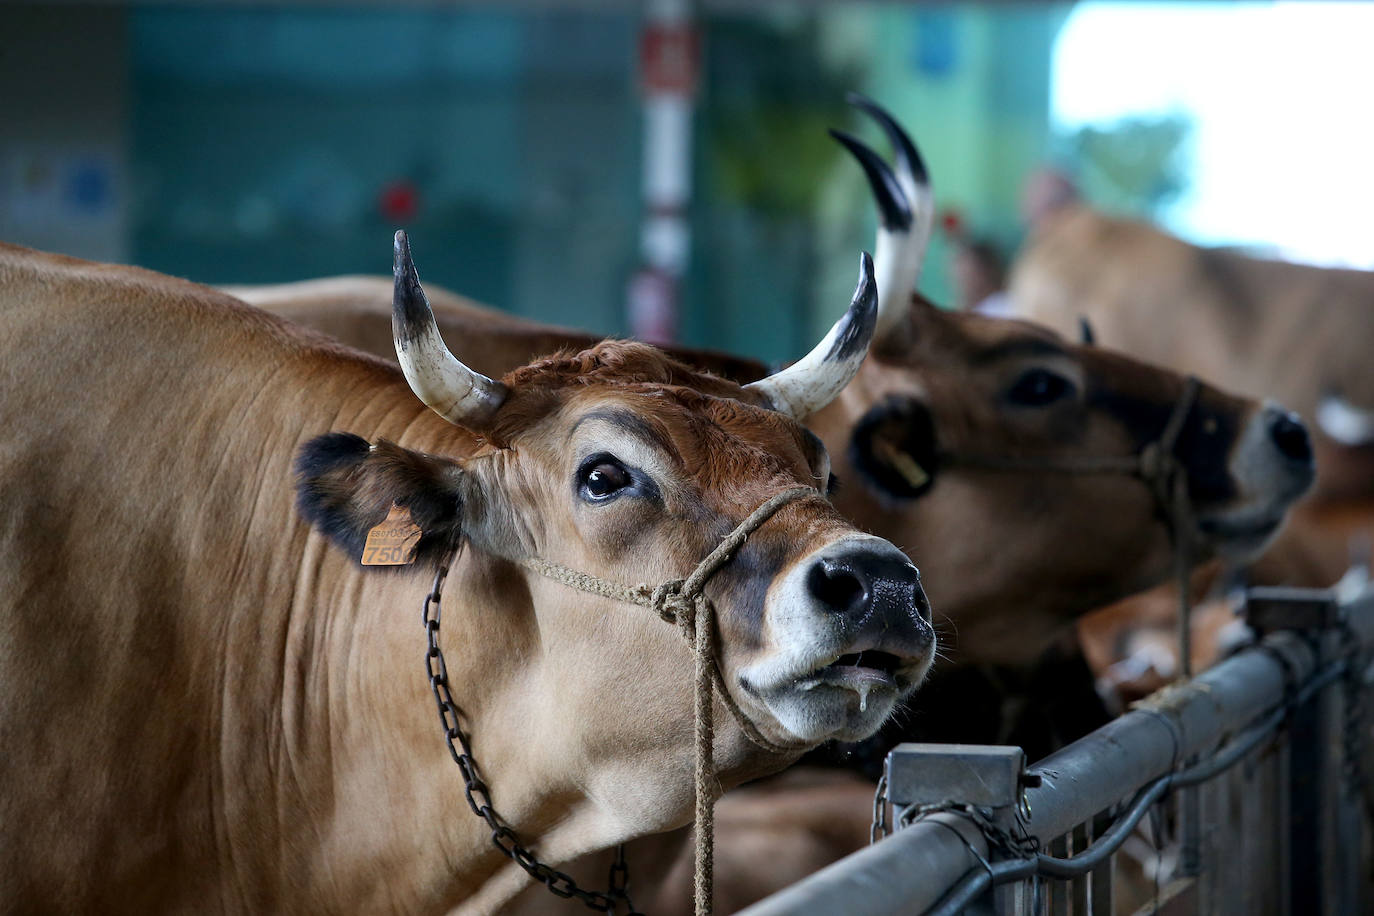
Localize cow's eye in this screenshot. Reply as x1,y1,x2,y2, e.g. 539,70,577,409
579,456,633,501
1006,368,1076,407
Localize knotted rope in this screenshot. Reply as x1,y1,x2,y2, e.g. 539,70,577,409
522,485,819,915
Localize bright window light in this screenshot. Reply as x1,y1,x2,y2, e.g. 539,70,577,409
1054,2,1374,268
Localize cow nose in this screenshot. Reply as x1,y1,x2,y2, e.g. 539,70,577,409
1267,407,1313,466
806,551,930,624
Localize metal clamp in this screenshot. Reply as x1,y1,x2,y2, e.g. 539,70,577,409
885,743,1030,810
1243,585,1340,635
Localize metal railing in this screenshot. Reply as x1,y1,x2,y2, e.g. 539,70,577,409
740,571,1374,916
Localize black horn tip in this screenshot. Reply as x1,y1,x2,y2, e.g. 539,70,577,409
857,251,877,321
392,229,415,282
391,229,431,336
1078,315,1096,346
846,92,930,187
830,128,912,232
827,251,879,363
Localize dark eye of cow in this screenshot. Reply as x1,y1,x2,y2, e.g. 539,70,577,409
579,456,633,501
1006,368,1076,407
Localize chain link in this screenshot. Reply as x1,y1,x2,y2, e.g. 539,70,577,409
896,800,1041,860
423,558,641,915
870,773,890,844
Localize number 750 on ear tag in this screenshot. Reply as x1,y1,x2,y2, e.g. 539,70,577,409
362,504,423,566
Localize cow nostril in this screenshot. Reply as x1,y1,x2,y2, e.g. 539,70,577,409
1269,411,1313,464
806,560,868,616
914,590,933,625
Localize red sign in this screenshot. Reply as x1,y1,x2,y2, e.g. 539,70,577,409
639,25,700,96
378,180,419,223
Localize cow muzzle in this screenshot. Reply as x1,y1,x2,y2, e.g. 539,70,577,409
1199,402,1315,558
739,535,935,744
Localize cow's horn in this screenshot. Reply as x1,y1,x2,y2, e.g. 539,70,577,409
833,94,933,347
745,252,877,419
1317,394,1374,447
830,128,911,232
392,230,508,429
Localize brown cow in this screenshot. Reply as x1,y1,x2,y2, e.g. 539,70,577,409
1009,203,1374,503
0,235,937,913
236,274,1307,682
621,109,1316,914
236,103,1313,677
1009,202,1374,707
231,102,1316,913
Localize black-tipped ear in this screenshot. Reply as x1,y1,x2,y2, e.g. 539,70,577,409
295,432,467,568
1078,316,1096,346
848,395,939,501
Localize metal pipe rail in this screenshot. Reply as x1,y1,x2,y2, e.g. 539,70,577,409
739,582,1374,916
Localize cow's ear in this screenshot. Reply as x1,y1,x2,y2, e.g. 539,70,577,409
848,395,939,501
294,433,469,568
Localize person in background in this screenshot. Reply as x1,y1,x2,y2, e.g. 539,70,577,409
943,209,1014,318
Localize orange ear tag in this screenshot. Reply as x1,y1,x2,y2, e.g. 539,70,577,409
362,504,424,566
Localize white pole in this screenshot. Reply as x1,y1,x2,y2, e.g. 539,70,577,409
628,0,697,344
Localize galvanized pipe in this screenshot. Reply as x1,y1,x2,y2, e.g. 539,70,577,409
736,810,989,916
739,625,1338,916
1023,629,1315,841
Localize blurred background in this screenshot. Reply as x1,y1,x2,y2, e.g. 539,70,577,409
2,1,1371,365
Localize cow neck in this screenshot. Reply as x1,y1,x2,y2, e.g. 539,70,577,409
423,486,818,916
941,376,1203,676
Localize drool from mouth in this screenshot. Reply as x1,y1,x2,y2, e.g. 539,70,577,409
796,650,904,712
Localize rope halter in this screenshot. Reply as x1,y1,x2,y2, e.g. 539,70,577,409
523,485,821,916
426,484,822,916
941,376,1203,675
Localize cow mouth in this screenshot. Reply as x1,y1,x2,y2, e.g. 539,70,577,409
1194,507,1288,560
798,650,904,689
1197,511,1283,545
741,637,932,742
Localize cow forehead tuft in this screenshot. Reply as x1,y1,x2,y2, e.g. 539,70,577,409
501,338,748,401
573,387,811,454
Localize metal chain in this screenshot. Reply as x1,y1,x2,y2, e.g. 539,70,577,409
423,557,642,915
896,801,1041,860
870,773,890,844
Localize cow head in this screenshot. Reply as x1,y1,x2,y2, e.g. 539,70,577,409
813,99,1314,666
295,234,935,792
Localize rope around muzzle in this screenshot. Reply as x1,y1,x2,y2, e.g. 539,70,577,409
522,485,819,916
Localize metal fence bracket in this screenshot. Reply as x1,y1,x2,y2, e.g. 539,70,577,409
1243,585,1339,634
885,743,1028,810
